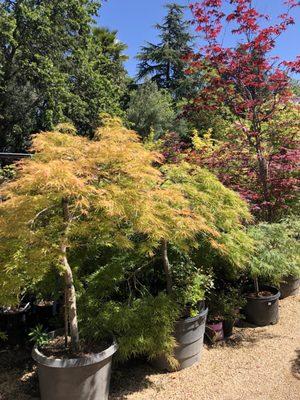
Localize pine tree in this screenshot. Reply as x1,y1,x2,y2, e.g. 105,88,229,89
137,3,194,100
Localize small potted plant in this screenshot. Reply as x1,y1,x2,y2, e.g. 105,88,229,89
151,253,212,371
0,301,31,346
244,220,299,326
207,287,246,341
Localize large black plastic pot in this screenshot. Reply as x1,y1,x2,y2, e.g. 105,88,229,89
0,303,31,346
152,307,208,371
32,333,118,400
280,276,300,299
244,286,280,327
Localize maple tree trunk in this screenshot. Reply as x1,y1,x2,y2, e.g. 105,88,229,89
252,126,272,221
61,198,79,352
254,277,260,296
62,248,79,352
161,240,173,295
64,287,69,347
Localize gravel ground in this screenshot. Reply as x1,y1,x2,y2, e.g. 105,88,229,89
0,295,299,400
111,295,300,400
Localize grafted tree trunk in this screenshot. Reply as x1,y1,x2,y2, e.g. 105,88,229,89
64,287,69,347
254,277,260,296
161,240,173,295
61,198,79,352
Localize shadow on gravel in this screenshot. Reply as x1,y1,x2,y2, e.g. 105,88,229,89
0,348,155,400
110,358,156,400
0,347,39,400
291,349,300,380
205,327,282,351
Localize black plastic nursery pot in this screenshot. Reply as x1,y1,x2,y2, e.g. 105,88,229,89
244,286,280,327
31,301,59,329
152,307,208,371
223,319,235,338
32,333,118,400
0,303,31,346
280,276,300,299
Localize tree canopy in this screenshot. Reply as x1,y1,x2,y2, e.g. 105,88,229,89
137,3,194,100
0,0,127,152
126,81,175,138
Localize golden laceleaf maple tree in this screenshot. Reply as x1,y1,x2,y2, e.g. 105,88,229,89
0,119,207,352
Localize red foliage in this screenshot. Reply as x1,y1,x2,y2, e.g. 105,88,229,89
160,123,299,221
187,130,299,221
185,0,300,221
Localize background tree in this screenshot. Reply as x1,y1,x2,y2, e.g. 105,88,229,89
291,78,300,97
163,103,299,221
126,81,175,138
187,0,300,221
137,3,194,100
0,0,127,152
65,27,128,136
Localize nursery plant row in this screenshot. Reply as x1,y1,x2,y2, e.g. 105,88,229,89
0,120,299,400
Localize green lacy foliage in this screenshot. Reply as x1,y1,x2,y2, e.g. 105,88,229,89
80,293,179,362
248,218,300,284
162,162,253,269
168,250,213,315
78,249,211,360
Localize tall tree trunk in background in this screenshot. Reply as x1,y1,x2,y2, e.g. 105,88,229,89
250,119,271,221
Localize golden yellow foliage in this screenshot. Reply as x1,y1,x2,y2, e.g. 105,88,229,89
0,120,252,307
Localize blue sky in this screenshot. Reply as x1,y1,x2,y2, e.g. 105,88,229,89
97,0,300,77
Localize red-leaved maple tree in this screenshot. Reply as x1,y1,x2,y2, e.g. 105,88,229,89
185,0,300,221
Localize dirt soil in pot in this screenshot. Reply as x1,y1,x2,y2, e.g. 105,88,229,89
1,295,299,400
247,290,273,298
40,336,109,359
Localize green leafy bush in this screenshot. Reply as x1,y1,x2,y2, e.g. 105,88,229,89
80,293,179,362
248,218,300,287
208,288,246,322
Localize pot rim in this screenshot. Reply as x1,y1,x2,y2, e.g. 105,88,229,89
177,307,208,325
245,286,280,302
32,332,118,369
281,275,300,282
0,302,31,315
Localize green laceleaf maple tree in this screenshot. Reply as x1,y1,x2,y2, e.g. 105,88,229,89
0,118,208,352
